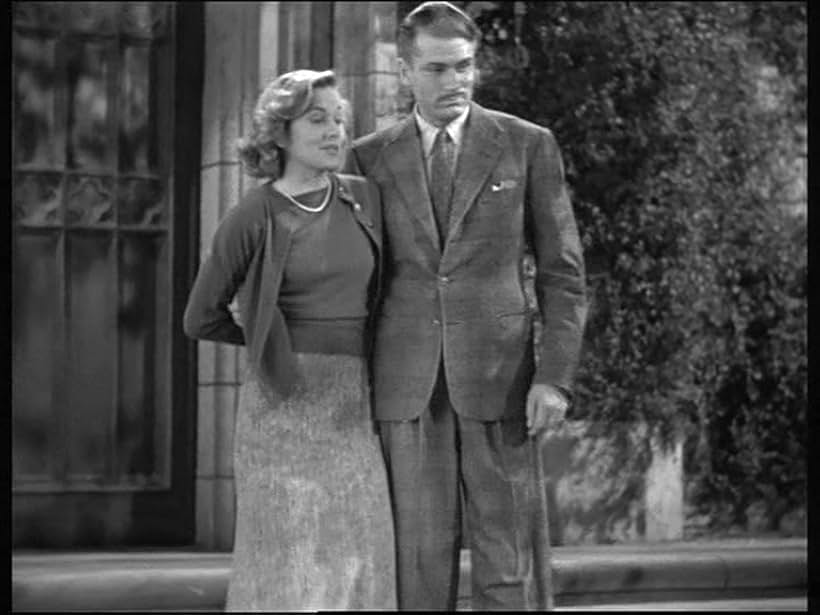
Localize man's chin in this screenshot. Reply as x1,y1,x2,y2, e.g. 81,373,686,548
436,102,468,122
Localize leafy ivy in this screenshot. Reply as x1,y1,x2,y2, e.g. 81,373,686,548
465,0,806,534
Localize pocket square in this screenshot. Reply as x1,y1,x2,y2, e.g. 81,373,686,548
490,179,518,192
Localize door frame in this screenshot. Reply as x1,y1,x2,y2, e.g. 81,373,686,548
167,0,204,548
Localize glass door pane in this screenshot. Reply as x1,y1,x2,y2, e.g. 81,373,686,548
12,231,61,481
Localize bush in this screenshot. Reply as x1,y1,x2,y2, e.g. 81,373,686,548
463,1,806,535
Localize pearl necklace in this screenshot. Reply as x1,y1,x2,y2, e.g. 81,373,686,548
276,179,332,213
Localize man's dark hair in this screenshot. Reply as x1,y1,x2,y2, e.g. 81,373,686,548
397,1,481,62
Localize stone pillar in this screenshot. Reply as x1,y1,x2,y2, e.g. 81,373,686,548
543,419,685,545
277,1,314,71
644,430,685,541
333,1,401,137
544,421,645,545
196,1,277,550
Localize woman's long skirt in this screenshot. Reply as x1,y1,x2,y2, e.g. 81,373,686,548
225,352,397,611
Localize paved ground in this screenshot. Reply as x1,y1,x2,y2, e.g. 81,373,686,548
13,538,807,612
558,596,807,611
158,596,810,612
451,596,808,611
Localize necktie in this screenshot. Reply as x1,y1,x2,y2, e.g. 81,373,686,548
428,129,455,246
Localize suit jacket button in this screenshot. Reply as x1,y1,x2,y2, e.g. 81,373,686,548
353,203,362,211
432,319,441,325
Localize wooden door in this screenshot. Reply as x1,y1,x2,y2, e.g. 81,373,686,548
12,1,202,548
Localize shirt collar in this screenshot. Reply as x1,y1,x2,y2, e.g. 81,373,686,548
414,104,470,158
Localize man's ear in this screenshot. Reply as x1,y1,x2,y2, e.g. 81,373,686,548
397,57,412,88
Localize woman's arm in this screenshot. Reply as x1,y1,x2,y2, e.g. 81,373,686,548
183,197,265,345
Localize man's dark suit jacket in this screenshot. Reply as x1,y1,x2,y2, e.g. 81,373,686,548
351,102,588,422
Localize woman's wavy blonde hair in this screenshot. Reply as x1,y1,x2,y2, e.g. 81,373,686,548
236,70,352,179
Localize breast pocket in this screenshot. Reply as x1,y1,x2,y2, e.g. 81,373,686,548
466,177,526,238
486,177,522,195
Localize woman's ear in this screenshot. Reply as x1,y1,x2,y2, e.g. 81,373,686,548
271,122,290,150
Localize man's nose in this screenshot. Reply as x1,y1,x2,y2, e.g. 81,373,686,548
443,67,469,88
436,67,455,87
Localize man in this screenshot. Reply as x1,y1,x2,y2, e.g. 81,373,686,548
350,2,588,610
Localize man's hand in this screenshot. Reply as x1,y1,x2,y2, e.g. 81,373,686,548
526,384,568,437
229,299,243,328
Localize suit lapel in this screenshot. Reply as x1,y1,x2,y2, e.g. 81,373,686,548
446,103,505,246
382,117,440,251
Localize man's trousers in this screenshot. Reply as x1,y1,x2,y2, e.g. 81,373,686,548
378,364,547,611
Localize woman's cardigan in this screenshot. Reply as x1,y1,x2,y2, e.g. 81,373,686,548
183,173,383,398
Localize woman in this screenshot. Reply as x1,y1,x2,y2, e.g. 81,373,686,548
183,69,396,611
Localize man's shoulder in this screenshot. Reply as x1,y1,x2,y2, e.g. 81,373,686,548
353,118,409,152
480,105,554,139
352,129,386,151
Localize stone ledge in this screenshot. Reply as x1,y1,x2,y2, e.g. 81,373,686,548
12,540,806,611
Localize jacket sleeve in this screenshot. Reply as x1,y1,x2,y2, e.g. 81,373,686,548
526,128,589,391
183,200,263,345
344,145,365,175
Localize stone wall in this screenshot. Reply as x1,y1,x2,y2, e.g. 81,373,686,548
196,1,278,550
333,2,401,137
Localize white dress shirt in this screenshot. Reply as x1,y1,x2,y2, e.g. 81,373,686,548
414,104,470,179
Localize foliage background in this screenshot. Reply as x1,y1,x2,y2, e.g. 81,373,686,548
406,1,808,538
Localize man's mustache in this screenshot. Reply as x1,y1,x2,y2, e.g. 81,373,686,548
437,92,469,102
